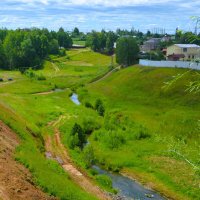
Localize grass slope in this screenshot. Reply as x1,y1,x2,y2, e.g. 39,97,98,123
78,65,200,200
0,49,112,200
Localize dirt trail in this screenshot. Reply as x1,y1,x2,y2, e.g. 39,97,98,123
0,121,57,200
45,128,111,200
90,66,120,84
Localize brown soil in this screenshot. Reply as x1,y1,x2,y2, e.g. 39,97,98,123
0,120,57,200
45,128,111,200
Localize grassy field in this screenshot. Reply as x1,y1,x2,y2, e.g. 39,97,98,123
77,66,200,200
0,49,199,200
72,39,86,46
0,49,112,200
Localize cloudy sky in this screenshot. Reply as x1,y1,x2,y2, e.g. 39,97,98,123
0,0,199,33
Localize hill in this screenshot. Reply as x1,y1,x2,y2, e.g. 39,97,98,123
78,65,200,200
0,48,199,200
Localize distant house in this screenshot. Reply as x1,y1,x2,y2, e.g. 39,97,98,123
167,44,200,61
161,35,171,42
140,38,161,52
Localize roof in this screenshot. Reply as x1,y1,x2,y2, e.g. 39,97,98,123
167,54,185,58
175,44,200,48
146,38,161,43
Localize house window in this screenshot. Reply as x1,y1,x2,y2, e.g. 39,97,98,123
188,55,190,59
192,55,195,59
183,48,187,52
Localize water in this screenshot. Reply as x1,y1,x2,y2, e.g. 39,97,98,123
93,165,165,200
70,93,81,105
70,94,165,200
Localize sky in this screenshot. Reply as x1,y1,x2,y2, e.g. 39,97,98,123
0,0,199,33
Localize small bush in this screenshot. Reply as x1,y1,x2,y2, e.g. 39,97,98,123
37,74,46,80
96,174,113,190
134,126,151,140
85,102,93,109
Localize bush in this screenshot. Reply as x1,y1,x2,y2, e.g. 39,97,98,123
85,102,93,109
37,74,46,80
69,123,86,149
82,117,101,135
83,145,95,167
96,174,113,191
95,99,105,116
134,126,151,140
59,49,66,56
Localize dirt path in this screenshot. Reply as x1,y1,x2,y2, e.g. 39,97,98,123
0,81,16,87
45,128,111,200
90,67,120,85
51,62,60,73
0,121,57,200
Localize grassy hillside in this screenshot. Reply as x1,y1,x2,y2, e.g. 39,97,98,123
0,49,112,200
1,48,199,200
77,66,200,200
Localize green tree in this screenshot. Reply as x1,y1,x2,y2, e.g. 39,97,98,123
73,27,80,37
116,36,139,67
0,41,6,69
49,39,59,54
70,123,85,148
58,27,72,48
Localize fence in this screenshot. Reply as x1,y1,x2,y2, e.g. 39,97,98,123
139,59,200,70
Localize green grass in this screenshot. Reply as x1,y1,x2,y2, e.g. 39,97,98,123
0,49,112,200
1,50,200,200
77,65,200,200
72,40,86,46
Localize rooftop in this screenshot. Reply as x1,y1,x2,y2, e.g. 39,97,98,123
175,44,200,48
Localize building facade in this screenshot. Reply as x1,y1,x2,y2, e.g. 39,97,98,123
167,44,200,61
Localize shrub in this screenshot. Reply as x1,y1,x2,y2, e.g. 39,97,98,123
134,126,151,140
83,145,95,167
85,102,93,109
37,74,46,80
82,117,101,135
96,175,113,191
95,99,105,116
70,123,86,149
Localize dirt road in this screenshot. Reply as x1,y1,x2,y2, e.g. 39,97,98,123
0,121,56,200
45,128,111,200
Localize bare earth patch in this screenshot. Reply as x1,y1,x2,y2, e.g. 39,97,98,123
0,120,57,200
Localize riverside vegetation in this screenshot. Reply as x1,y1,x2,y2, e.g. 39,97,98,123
0,48,200,200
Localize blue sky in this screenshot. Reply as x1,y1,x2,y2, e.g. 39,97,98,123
0,0,199,33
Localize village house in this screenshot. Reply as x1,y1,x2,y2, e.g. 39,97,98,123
166,44,200,61
140,38,161,52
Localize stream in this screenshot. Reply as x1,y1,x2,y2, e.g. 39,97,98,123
70,93,166,200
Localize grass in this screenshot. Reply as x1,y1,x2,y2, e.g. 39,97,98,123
0,50,199,200
77,65,200,200
0,48,112,200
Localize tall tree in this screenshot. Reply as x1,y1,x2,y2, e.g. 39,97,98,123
116,36,139,67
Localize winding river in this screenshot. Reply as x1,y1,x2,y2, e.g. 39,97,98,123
70,93,166,200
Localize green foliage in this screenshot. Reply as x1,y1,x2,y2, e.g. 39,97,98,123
58,27,72,48
83,145,95,167
82,116,101,135
85,101,93,109
86,30,117,54
95,175,113,192
69,123,86,149
116,36,139,67
95,99,105,116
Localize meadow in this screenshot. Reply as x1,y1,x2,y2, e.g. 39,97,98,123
0,49,112,200
0,48,199,200
78,66,200,200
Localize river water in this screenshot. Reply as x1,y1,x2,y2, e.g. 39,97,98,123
70,93,165,200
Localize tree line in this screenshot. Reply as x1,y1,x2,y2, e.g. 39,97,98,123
0,27,72,71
